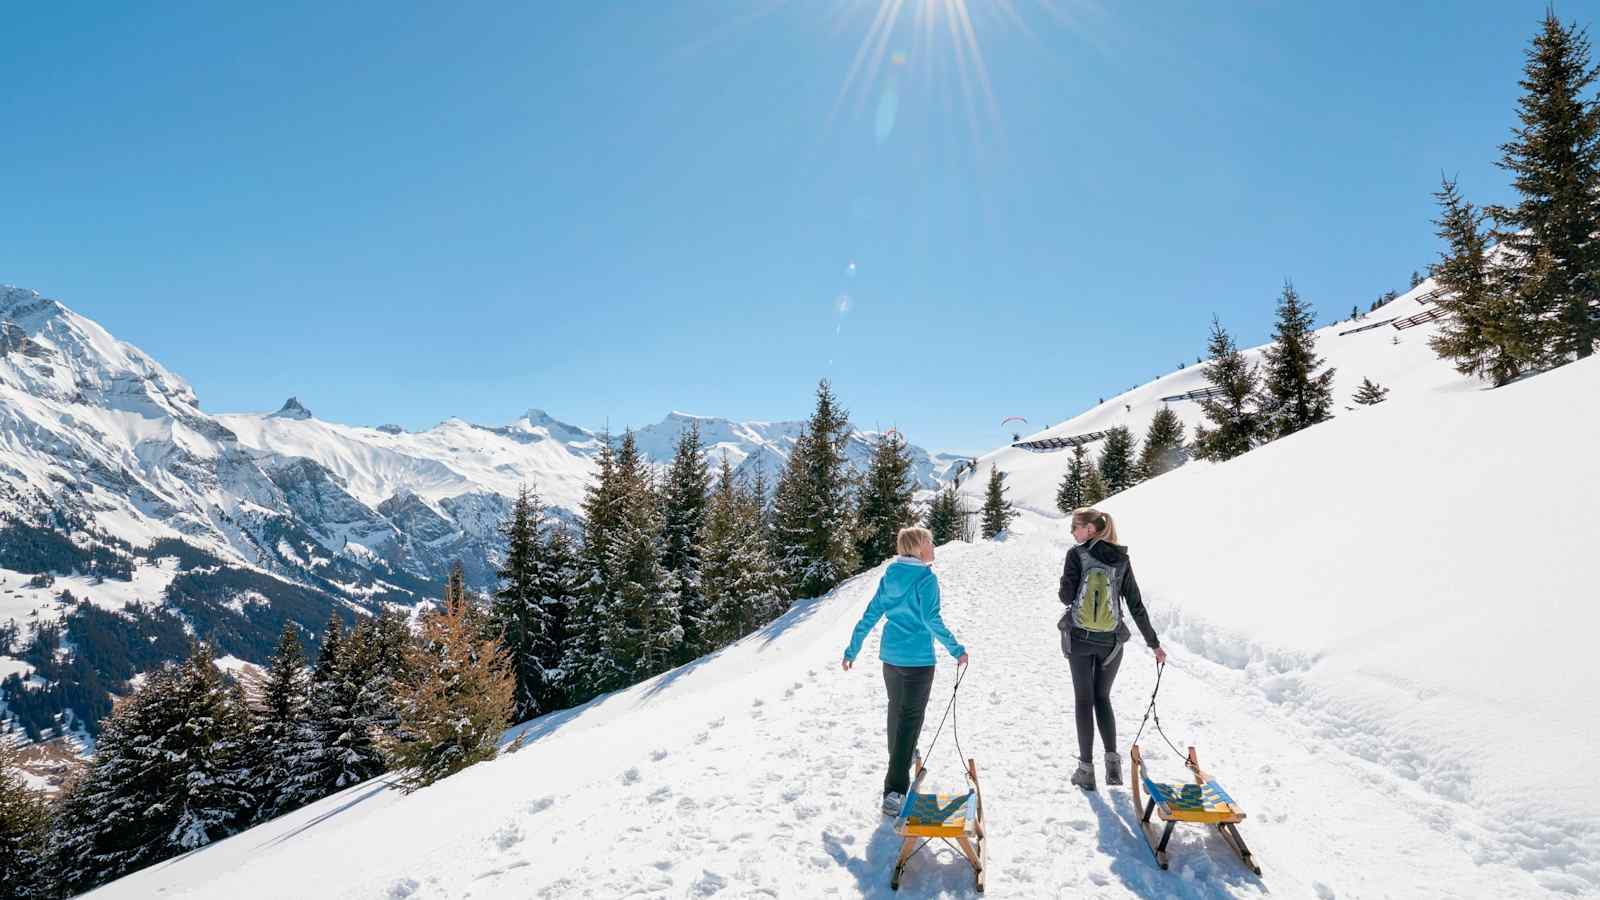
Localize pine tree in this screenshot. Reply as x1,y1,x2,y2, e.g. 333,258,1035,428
1491,11,1600,362
492,484,556,721
1082,467,1109,506
980,467,1013,539
702,456,789,646
1352,378,1391,405
660,422,711,663
1055,444,1091,514
1096,425,1138,495
245,623,310,822
1256,282,1337,440
1410,270,1424,288
771,380,859,598
1429,176,1531,386
290,614,385,806
536,521,581,708
1350,304,1363,321
355,608,415,749
0,737,51,899
1136,406,1188,480
926,485,963,545
1192,317,1264,462
383,592,515,793
855,429,917,569
600,431,681,683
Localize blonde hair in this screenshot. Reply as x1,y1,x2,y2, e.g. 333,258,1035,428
1071,508,1120,545
896,526,934,557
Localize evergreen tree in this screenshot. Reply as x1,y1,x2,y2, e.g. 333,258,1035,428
1055,444,1091,514
1353,378,1391,405
1410,270,1424,288
536,521,581,707
771,380,859,598
1491,11,1600,362
245,623,310,822
383,591,515,792
290,614,384,806
1082,467,1109,506
1136,406,1188,480
1429,177,1530,386
1256,282,1337,439
1350,304,1363,321
354,608,416,749
980,467,1013,539
702,457,789,646
565,432,622,701
52,644,254,893
1192,317,1264,462
855,429,917,569
1096,425,1138,495
660,422,711,663
492,484,556,721
0,737,51,900
600,432,681,682
926,485,963,545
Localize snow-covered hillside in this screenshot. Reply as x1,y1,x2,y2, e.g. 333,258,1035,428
86,354,1600,899
965,280,1462,512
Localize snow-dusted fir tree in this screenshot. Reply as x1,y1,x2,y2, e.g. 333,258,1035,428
1096,425,1138,495
493,483,558,721
383,590,514,793
660,422,711,663
855,429,917,569
566,433,623,701
601,431,681,682
1353,378,1391,405
702,455,787,646
1055,444,1091,514
1136,405,1188,480
0,737,51,899
1193,317,1263,462
772,380,859,598
291,614,385,805
980,466,1013,539
1083,467,1109,506
52,644,254,893
926,485,963,546
245,623,310,822
1428,179,1530,386
1490,11,1600,362
1257,282,1337,439
535,521,581,706
352,608,415,751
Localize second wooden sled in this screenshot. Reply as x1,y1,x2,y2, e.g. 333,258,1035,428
890,752,987,892
1129,744,1261,876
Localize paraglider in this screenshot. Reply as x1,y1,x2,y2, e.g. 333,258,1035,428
999,415,1027,428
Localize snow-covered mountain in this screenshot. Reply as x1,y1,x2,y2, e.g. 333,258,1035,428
0,285,959,743
84,347,1600,900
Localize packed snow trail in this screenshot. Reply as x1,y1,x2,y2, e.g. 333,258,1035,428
87,520,1560,900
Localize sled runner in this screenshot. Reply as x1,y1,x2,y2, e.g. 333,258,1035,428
890,750,987,892
1129,744,1261,875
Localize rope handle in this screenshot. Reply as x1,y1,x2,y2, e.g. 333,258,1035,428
1130,658,1190,766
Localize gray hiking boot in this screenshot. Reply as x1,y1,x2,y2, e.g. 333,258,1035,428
882,791,905,817
1104,751,1123,787
1070,758,1096,790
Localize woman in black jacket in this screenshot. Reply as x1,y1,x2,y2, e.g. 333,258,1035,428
1058,507,1164,790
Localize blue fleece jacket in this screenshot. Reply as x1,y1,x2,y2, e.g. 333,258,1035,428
843,557,966,667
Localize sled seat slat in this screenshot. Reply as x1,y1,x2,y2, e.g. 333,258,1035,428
898,790,976,838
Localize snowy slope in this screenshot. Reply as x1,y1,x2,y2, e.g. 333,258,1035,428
966,280,1464,512
86,356,1600,900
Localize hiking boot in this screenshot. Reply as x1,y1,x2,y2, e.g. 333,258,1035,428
882,791,905,817
1104,752,1123,787
1070,759,1096,790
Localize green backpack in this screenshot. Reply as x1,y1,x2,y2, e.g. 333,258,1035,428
1071,545,1125,633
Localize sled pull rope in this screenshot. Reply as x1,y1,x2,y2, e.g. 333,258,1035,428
919,662,968,775
1131,659,1190,767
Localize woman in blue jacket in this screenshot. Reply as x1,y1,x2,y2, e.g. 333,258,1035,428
842,526,970,816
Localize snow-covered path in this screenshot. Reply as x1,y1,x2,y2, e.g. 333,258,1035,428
89,517,1562,900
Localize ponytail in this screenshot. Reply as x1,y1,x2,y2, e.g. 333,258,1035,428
1071,507,1120,545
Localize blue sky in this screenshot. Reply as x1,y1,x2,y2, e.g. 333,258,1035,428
0,1,1570,453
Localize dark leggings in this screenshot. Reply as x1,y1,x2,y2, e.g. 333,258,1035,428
882,663,935,796
1067,642,1123,762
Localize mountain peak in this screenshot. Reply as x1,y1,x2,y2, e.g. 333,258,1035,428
272,397,314,420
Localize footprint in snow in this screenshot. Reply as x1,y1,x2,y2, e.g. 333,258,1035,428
620,767,641,785
387,878,420,898
526,795,555,815
650,748,669,762
1314,883,1337,899
491,821,524,849
648,786,673,804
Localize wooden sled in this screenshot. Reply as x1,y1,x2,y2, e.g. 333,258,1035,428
1129,744,1261,876
890,752,987,892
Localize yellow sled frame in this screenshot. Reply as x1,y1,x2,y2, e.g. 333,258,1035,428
1129,744,1261,876
890,752,987,892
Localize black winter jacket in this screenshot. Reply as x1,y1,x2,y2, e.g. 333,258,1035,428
1057,539,1160,656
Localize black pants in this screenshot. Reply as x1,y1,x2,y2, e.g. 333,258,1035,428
1066,640,1123,762
881,663,935,796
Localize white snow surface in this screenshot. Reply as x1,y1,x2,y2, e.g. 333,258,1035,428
86,355,1600,900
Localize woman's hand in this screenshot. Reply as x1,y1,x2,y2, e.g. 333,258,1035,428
957,653,970,668
841,657,853,672
1154,646,1167,665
